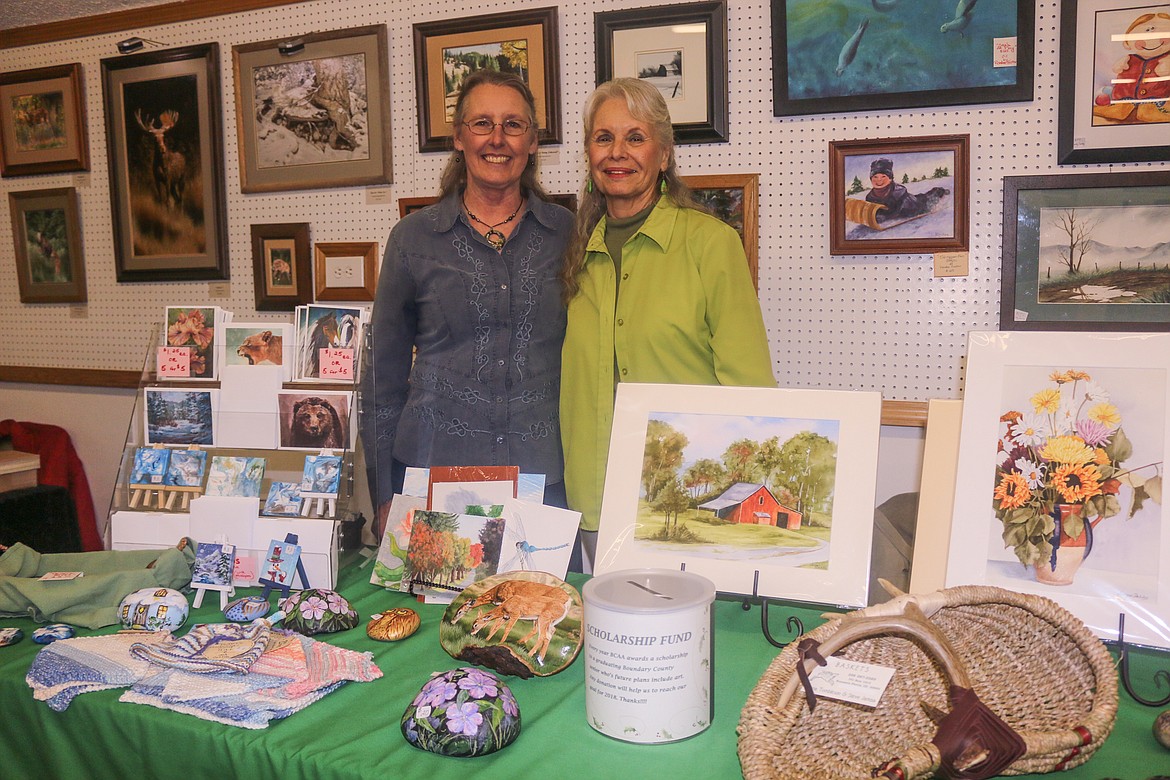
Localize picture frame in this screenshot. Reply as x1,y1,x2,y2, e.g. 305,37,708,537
595,1,728,144
251,223,312,311
313,241,378,302
232,25,393,192
8,187,86,304
771,0,1035,116
999,171,1170,331
1057,0,1170,165
0,63,89,177
682,173,759,289
101,43,229,282
413,7,561,152
946,331,1170,650
828,135,970,255
595,382,882,607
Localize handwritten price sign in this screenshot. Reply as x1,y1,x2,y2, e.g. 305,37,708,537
319,348,354,380
158,346,191,377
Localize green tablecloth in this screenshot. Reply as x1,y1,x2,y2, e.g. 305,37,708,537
1,552,1167,779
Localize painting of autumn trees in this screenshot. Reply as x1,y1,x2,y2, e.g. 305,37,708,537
403,511,501,596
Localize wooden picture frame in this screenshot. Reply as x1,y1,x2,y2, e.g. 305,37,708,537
828,135,970,256
999,171,1170,331
101,43,228,282
8,187,86,304
0,63,89,177
314,241,378,302
1056,0,1170,165
771,0,1035,116
232,25,393,192
595,1,728,144
251,222,311,311
682,173,759,289
413,7,561,152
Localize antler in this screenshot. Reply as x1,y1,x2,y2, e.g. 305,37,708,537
134,108,155,132
158,110,179,130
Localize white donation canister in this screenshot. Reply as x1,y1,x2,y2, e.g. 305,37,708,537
582,568,715,743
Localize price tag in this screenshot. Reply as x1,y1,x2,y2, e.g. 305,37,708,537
319,347,354,380
158,346,191,377
993,37,1017,68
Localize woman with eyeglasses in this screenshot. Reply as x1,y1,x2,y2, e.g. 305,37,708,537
560,78,775,568
365,70,573,536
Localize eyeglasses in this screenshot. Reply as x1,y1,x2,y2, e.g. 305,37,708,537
463,118,531,136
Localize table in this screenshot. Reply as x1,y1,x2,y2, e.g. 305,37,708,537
1,553,1167,779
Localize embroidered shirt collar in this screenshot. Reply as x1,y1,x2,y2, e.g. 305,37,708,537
433,189,561,233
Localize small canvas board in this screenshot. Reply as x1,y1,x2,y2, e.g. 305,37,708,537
263,481,303,517
261,537,303,588
192,542,236,587
205,456,266,498
301,454,342,496
164,449,208,487
370,494,427,590
401,509,502,604
144,388,217,446
130,447,169,485
276,390,352,450
495,497,580,579
595,383,882,607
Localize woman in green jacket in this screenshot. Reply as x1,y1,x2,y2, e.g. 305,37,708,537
560,78,775,569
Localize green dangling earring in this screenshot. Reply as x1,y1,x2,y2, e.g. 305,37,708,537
587,178,594,194
659,176,667,194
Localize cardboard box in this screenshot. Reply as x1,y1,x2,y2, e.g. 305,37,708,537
0,451,39,492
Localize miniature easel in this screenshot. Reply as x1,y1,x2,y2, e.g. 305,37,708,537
162,484,202,511
191,536,236,610
257,533,310,601
299,449,339,518
128,444,168,509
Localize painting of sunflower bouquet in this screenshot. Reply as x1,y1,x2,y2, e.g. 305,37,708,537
993,369,1161,585
164,306,216,378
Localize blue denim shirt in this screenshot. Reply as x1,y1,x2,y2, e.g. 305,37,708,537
364,191,572,506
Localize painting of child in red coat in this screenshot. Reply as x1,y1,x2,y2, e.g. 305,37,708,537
1092,9,1170,125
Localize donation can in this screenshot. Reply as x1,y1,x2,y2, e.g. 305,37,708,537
582,568,715,743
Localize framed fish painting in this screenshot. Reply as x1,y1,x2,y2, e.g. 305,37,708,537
771,0,1035,115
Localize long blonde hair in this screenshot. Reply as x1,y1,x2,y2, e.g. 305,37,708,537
561,78,700,304
437,70,549,202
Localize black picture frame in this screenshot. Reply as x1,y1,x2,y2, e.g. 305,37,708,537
771,0,1035,117
595,1,728,144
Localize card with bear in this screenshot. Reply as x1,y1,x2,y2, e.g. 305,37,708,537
276,390,352,450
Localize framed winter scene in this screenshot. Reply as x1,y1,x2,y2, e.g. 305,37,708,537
594,383,882,607
192,541,235,587
946,331,1170,650
232,25,392,192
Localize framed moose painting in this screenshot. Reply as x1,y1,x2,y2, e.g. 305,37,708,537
101,43,229,282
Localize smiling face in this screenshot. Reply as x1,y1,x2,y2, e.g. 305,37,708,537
587,97,669,218
1125,13,1170,59
870,172,892,188
453,83,538,195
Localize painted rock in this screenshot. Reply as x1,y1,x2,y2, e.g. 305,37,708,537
33,624,75,644
1155,709,1170,750
0,627,24,647
119,587,189,632
367,608,420,641
224,595,271,623
441,570,583,678
402,667,521,757
280,589,357,635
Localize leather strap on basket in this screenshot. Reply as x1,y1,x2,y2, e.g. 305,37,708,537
795,638,828,712
931,685,1026,780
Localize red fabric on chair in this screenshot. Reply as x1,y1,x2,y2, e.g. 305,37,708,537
0,420,102,551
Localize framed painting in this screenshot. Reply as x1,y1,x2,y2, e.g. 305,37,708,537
682,173,759,289
999,171,1170,331
595,1,728,144
0,63,88,177
101,43,228,282
413,7,560,152
946,331,1170,650
232,25,393,192
594,382,882,608
771,0,1035,116
829,135,970,255
314,241,378,302
8,187,86,304
251,222,311,311
1057,0,1170,164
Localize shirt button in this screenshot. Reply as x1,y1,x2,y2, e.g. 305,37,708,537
500,283,508,290
496,436,505,444
622,273,629,280
621,368,628,376
498,359,505,366
495,396,503,403
617,318,624,326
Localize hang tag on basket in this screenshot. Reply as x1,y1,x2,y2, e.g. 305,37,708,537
807,656,895,708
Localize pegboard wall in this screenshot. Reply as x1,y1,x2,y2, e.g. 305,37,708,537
1,0,1166,400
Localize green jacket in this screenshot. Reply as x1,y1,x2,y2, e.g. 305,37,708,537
561,197,775,532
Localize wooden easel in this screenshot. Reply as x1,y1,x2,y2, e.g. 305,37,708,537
191,537,237,610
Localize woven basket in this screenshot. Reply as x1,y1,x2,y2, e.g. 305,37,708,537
738,584,1118,780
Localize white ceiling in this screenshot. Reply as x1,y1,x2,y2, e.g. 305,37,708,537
5,0,166,31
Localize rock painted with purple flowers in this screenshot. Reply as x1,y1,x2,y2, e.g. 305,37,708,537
401,667,521,756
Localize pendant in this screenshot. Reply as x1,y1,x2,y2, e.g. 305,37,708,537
486,228,505,250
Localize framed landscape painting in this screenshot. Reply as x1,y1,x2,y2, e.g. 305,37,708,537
682,173,758,289
1000,171,1170,331
594,383,882,608
772,0,1034,116
413,7,560,152
233,25,393,192
595,1,728,144
946,331,1170,650
101,43,228,282
0,63,89,177
1057,0,1170,164
8,187,86,303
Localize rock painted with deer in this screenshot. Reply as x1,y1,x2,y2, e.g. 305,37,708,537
135,109,187,210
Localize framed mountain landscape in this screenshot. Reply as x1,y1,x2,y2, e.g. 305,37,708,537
1000,170,1170,331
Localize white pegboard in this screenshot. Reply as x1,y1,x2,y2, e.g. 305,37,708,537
1,0,1167,400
